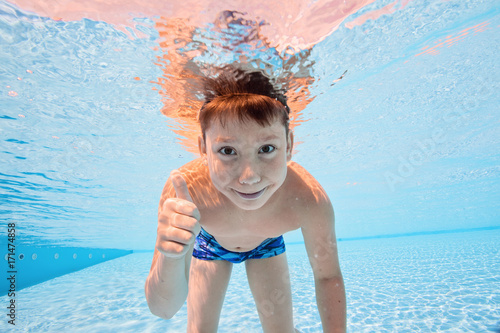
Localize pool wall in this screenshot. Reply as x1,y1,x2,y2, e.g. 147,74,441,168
1,246,132,296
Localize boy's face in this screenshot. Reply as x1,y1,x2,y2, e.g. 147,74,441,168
199,117,293,211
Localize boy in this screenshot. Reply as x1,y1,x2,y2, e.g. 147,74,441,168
145,67,346,332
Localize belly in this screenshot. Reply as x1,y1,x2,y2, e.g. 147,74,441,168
212,234,269,252
198,206,300,252
201,221,298,252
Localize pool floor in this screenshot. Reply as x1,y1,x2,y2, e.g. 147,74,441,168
1,230,499,332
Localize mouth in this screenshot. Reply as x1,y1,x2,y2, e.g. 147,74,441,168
233,187,267,200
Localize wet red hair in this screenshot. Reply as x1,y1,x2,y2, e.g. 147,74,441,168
199,66,290,138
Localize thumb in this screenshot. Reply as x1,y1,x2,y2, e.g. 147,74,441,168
170,170,193,202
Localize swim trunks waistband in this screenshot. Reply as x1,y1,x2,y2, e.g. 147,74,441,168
193,227,285,264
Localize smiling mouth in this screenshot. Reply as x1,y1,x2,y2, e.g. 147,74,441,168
234,187,267,200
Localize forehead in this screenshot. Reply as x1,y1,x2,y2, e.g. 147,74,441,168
205,117,286,142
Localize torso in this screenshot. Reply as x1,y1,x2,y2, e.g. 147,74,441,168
168,158,326,252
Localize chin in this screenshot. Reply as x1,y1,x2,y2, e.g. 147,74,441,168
234,200,267,211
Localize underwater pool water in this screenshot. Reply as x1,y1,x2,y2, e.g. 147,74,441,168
1,0,499,331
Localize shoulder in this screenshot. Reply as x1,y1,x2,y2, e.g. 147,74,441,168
159,158,222,210
158,158,204,204
284,161,334,226
286,162,331,206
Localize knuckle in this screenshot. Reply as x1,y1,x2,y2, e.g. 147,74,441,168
164,198,176,206
162,199,177,213
190,217,200,229
185,206,201,221
183,229,195,242
182,216,196,230
158,213,169,225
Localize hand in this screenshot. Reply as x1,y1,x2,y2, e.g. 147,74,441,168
156,170,201,259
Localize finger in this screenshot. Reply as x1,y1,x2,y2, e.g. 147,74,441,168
171,214,199,232
157,239,188,258
170,170,193,202
166,226,196,245
161,198,200,222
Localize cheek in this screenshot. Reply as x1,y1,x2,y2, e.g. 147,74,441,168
209,157,233,184
275,149,289,164
265,155,287,177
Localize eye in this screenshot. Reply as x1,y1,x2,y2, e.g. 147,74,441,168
259,145,276,154
219,147,236,155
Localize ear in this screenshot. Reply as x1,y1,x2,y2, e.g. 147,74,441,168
286,131,294,162
198,135,207,158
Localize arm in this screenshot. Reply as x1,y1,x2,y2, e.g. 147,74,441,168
145,171,201,319
301,199,346,333
145,246,193,319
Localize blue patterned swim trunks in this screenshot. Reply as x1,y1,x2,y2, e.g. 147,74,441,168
193,227,286,264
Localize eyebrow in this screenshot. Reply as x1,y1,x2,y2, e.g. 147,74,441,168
214,137,235,143
260,134,280,141
214,134,280,143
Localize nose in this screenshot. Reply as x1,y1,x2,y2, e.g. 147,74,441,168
238,159,261,185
